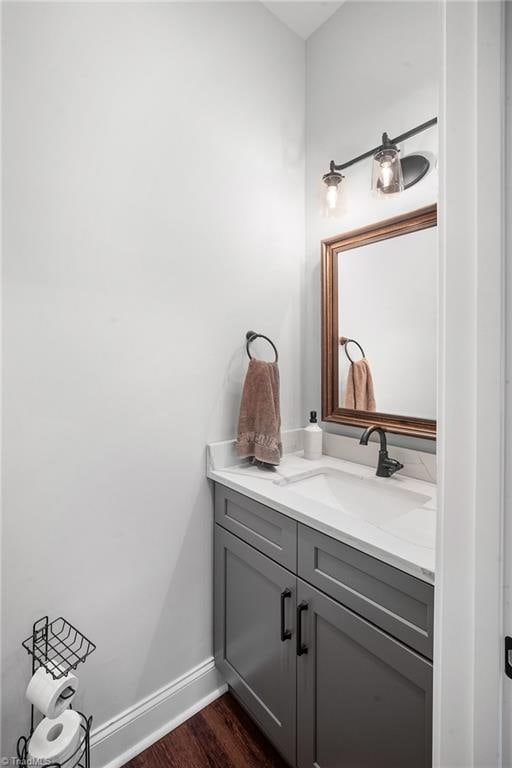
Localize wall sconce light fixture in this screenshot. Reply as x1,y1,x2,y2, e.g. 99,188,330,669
323,117,437,204
372,133,403,194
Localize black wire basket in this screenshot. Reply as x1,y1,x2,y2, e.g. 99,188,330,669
22,617,96,679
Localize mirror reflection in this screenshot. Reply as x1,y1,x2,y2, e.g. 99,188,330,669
338,225,437,420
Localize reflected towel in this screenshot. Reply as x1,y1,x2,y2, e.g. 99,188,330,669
236,359,282,465
344,358,376,411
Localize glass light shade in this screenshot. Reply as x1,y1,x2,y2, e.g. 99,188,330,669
372,146,404,195
322,171,343,215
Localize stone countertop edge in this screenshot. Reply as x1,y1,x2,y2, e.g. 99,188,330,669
207,437,436,586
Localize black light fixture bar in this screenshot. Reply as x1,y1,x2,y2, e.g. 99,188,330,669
329,117,437,172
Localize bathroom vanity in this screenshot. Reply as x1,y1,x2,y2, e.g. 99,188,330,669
209,110,438,768
209,438,436,768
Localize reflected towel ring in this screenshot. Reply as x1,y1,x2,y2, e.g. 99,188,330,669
246,331,279,363
340,336,365,364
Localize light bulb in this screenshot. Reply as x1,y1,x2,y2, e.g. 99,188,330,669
379,161,393,188
326,184,338,209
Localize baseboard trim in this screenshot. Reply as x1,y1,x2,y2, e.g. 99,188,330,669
91,657,227,768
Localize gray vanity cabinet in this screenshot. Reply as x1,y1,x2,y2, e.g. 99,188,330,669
214,525,297,765
213,485,433,768
296,580,432,768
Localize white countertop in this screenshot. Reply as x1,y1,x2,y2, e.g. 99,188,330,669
207,450,436,584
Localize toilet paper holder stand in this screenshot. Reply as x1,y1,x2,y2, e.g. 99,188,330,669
16,616,96,768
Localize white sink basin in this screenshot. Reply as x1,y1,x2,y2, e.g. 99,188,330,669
283,468,432,526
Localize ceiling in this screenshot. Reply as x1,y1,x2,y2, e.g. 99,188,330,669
261,2,344,39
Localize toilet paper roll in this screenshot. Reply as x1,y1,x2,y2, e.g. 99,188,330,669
26,666,78,719
28,710,82,766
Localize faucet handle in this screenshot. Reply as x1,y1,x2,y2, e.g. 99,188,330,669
380,457,404,478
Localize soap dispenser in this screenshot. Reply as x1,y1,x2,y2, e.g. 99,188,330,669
303,411,322,460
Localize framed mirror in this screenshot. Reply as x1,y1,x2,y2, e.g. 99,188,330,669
321,204,437,439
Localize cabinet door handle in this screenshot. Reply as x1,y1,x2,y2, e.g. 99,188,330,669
505,636,512,679
296,601,309,656
280,589,292,641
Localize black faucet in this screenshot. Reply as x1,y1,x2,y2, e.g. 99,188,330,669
359,426,404,478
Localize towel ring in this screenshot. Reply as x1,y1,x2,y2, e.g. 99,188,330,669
340,337,365,364
246,331,279,363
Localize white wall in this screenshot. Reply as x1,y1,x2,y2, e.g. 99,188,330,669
305,1,440,451
434,3,504,763
1,2,304,757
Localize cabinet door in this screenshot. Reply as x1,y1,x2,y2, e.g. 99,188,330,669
214,525,296,765
297,580,432,768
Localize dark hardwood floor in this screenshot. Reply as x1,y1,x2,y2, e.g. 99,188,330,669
124,693,290,768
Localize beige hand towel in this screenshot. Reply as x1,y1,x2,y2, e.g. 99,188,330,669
344,358,376,412
236,359,282,465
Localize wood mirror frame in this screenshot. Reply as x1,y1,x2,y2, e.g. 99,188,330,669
321,204,437,440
